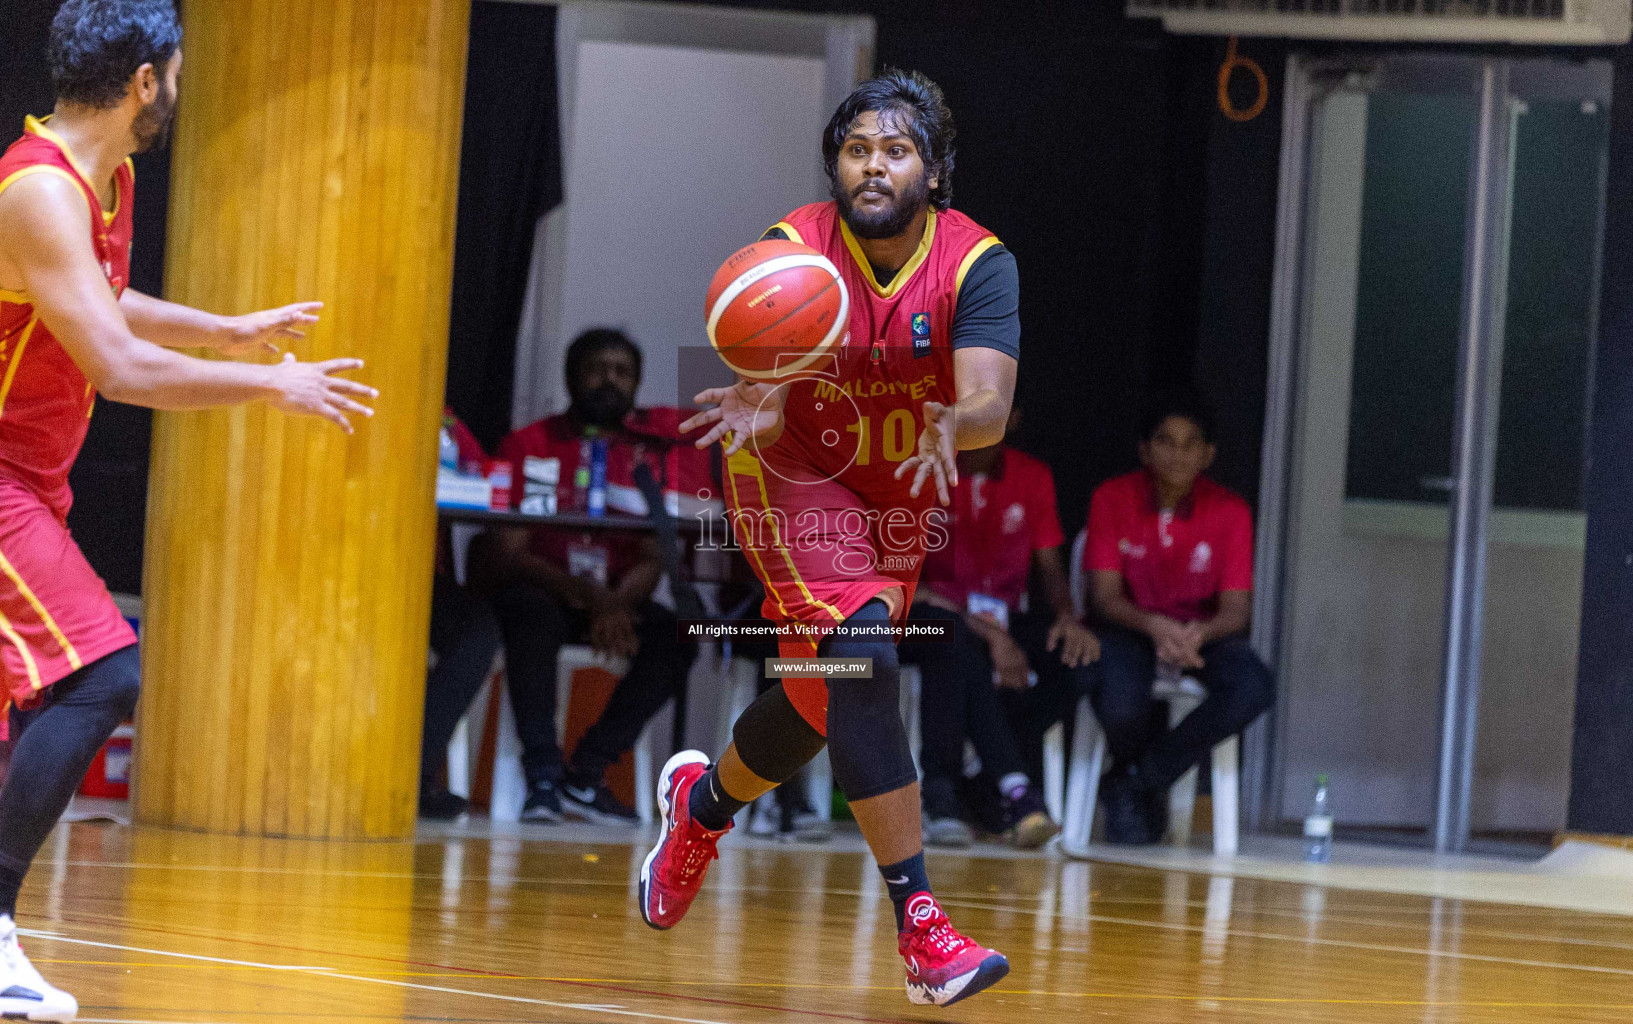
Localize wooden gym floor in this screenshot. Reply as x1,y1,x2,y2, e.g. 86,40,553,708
17,819,1633,1024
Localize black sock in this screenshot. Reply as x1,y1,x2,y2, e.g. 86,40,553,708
879,851,931,931
688,766,745,832
0,861,23,920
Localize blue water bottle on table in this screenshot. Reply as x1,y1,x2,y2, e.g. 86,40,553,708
588,431,608,517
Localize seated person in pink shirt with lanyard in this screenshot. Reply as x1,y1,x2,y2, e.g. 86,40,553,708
901,408,1099,848
1083,389,1275,845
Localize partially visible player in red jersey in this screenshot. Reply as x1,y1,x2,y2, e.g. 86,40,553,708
0,3,374,1018
639,70,1020,1008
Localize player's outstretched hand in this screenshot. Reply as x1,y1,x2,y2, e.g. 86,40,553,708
219,301,323,358
267,353,378,434
682,379,785,456
894,401,958,505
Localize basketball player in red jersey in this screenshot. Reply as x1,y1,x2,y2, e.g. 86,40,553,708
0,4,374,1018
640,70,1019,1008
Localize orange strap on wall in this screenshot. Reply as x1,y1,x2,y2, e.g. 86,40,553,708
1218,36,1269,123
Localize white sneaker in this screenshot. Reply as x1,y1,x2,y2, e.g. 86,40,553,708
0,916,76,1022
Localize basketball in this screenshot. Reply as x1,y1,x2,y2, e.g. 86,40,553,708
704,239,849,379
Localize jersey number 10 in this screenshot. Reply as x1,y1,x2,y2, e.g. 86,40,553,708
843,409,918,466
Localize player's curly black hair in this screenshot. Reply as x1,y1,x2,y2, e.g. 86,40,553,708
48,0,182,110
822,68,956,211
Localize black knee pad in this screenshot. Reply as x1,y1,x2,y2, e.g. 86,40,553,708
732,683,826,784
822,601,917,801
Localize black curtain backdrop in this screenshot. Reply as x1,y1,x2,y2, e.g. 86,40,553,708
1,0,168,598
445,1,563,454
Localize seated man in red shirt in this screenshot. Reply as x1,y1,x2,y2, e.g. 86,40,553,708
469,329,701,824
1083,390,1275,845
903,409,1099,848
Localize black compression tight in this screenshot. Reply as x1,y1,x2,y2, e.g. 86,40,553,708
0,645,140,918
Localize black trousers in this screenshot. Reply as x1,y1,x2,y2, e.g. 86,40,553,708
899,605,1074,817
420,574,504,792
488,582,694,787
1086,626,1276,792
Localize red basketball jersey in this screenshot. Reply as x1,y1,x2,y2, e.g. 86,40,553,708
764,202,1000,497
0,116,135,520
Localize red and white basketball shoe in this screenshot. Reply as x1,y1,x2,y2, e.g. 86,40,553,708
638,751,730,931
898,893,1010,1007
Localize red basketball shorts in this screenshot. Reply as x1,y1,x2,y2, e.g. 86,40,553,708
0,478,137,724
723,447,937,735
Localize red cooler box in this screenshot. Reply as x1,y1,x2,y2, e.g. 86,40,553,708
79,722,134,799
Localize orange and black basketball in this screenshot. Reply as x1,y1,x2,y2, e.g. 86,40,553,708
704,239,848,379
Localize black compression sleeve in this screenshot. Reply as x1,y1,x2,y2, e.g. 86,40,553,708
951,246,1020,359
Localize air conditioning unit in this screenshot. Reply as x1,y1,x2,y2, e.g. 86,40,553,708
1126,1,1630,45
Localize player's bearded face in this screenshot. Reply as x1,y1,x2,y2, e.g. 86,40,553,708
134,73,178,153
832,111,932,240
133,53,182,154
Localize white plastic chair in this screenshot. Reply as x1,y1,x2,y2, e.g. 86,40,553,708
1059,528,1239,856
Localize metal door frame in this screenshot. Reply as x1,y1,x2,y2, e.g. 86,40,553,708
1249,53,1612,853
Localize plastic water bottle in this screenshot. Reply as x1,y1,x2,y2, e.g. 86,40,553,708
587,433,609,517
438,424,458,471
1304,773,1333,863
573,428,597,512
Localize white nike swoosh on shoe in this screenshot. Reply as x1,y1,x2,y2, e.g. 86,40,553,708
886,875,909,885
656,894,665,915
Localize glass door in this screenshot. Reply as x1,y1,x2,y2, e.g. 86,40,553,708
1469,66,1608,839
1258,56,1610,850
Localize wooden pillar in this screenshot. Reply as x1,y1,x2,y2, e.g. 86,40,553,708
133,0,470,839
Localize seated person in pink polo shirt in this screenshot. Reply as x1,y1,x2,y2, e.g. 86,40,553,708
1083,390,1275,845
903,409,1100,849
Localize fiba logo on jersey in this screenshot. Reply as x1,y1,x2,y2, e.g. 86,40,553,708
911,312,931,357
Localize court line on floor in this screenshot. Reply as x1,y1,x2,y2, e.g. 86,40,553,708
39,916,1633,1015
31,927,902,1024
18,931,332,971
53,853,1633,925
56,877,1633,992
41,934,735,1024
937,894,1633,978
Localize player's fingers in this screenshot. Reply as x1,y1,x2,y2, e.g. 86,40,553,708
329,395,374,418
317,402,355,434
1046,623,1061,651
908,460,932,498
278,328,307,339
314,357,366,374
693,387,731,406
326,377,379,399
893,456,920,481
680,406,722,433
932,459,951,505
699,422,733,451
